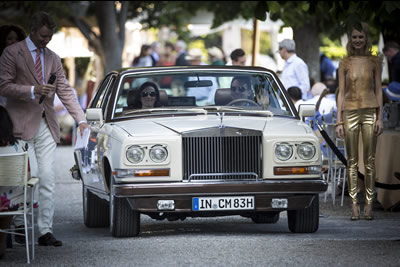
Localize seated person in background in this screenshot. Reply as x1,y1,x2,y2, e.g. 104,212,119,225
287,86,303,109
132,81,161,109
230,76,253,101
383,81,400,102
312,82,336,116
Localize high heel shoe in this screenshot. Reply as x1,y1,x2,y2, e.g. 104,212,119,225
351,203,360,220
364,203,374,220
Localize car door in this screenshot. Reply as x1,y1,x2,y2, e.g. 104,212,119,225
81,74,116,193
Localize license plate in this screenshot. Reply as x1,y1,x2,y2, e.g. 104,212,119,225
192,196,255,211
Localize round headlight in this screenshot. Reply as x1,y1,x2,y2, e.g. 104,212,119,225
297,142,316,160
126,145,145,164
149,145,168,163
275,143,293,161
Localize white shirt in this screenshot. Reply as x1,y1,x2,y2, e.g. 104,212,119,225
282,54,310,100
295,95,336,115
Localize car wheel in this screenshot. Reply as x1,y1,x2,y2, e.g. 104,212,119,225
287,195,319,233
251,212,280,224
83,183,110,227
110,196,140,237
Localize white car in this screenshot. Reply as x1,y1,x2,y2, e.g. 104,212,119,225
72,65,327,237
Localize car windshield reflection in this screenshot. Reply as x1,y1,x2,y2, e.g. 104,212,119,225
113,70,292,119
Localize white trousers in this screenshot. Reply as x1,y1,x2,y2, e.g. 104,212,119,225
23,118,57,236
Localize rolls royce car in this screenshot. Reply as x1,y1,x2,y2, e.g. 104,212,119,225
72,65,327,237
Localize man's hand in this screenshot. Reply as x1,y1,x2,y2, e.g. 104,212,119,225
78,122,89,136
35,84,56,97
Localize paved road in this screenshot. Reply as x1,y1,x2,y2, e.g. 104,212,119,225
3,146,400,266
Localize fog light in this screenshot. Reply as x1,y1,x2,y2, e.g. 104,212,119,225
271,198,288,208
157,200,175,211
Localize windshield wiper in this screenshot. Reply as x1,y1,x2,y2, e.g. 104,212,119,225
124,108,208,115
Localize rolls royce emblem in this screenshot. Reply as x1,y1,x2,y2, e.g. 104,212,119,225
217,112,225,128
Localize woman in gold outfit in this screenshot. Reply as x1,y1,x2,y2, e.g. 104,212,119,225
336,22,383,220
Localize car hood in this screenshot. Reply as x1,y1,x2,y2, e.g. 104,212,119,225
114,115,310,137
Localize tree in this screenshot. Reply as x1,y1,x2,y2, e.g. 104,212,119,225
1,1,399,82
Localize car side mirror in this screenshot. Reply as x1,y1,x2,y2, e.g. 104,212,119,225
298,104,315,121
86,108,103,124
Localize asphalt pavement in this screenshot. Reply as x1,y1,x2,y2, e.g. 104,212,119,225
2,145,400,266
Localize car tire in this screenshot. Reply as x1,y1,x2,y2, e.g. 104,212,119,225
83,184,110,227
251,212,280,224
287,195,319,233
111,197,140,237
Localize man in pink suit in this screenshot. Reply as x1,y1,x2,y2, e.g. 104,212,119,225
0,12,89,246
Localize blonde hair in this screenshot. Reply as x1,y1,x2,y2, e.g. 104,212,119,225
346,22,372,56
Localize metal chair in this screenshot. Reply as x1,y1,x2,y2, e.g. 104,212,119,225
322,122,347,206
0,151,38,264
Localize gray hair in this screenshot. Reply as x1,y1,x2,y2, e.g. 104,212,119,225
176,40,186,50
279,39,295,53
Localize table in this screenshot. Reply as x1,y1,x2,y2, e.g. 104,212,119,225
374,130,400,210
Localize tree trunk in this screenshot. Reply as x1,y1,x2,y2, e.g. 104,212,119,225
293,19,320,85
95,2,123,75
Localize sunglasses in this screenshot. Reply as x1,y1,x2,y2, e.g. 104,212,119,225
141,91,157,97
231,86,247,93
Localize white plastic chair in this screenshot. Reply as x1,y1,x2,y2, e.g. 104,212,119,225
0,151,38,264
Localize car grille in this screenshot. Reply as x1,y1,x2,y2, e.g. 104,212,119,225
182,127,263,181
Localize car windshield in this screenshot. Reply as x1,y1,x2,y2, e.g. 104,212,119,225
112,69,294,119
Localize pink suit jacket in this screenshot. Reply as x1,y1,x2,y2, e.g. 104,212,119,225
0,39,85,143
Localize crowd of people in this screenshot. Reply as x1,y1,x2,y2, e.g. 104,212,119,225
132,40,246,68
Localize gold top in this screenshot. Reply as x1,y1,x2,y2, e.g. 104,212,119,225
339,55,381,110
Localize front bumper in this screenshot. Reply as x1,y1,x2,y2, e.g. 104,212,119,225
113,179,328,213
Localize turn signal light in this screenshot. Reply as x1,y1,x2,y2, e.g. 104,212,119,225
274,166,321,175
134,168,170,177
274,167,308,175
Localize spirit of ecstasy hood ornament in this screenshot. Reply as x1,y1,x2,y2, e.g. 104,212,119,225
217,112,225,128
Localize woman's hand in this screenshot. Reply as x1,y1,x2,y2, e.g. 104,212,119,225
375,119,384,136
336,124,344,139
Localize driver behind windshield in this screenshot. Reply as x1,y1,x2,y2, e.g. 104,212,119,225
132,81,162,109
230,76,254,100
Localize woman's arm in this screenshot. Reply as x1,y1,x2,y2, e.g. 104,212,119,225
374,58,384,136
335,60,346,139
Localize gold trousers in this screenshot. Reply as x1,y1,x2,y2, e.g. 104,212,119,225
343,108,377,205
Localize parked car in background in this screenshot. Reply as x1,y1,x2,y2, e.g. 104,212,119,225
72,65,327,237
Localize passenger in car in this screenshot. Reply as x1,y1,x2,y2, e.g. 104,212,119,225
132,81,162,109
230,76,253,100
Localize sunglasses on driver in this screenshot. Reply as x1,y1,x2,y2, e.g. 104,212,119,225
141,91,157,97
231,86,247,93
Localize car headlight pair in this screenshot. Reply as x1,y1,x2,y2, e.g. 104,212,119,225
275,142,316,161
126,145,168,164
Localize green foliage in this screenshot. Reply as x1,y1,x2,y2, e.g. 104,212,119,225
195,32,222,50
320,46,346,60
241,29,272,56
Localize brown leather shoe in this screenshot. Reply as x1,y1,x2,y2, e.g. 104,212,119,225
38,233,62,247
